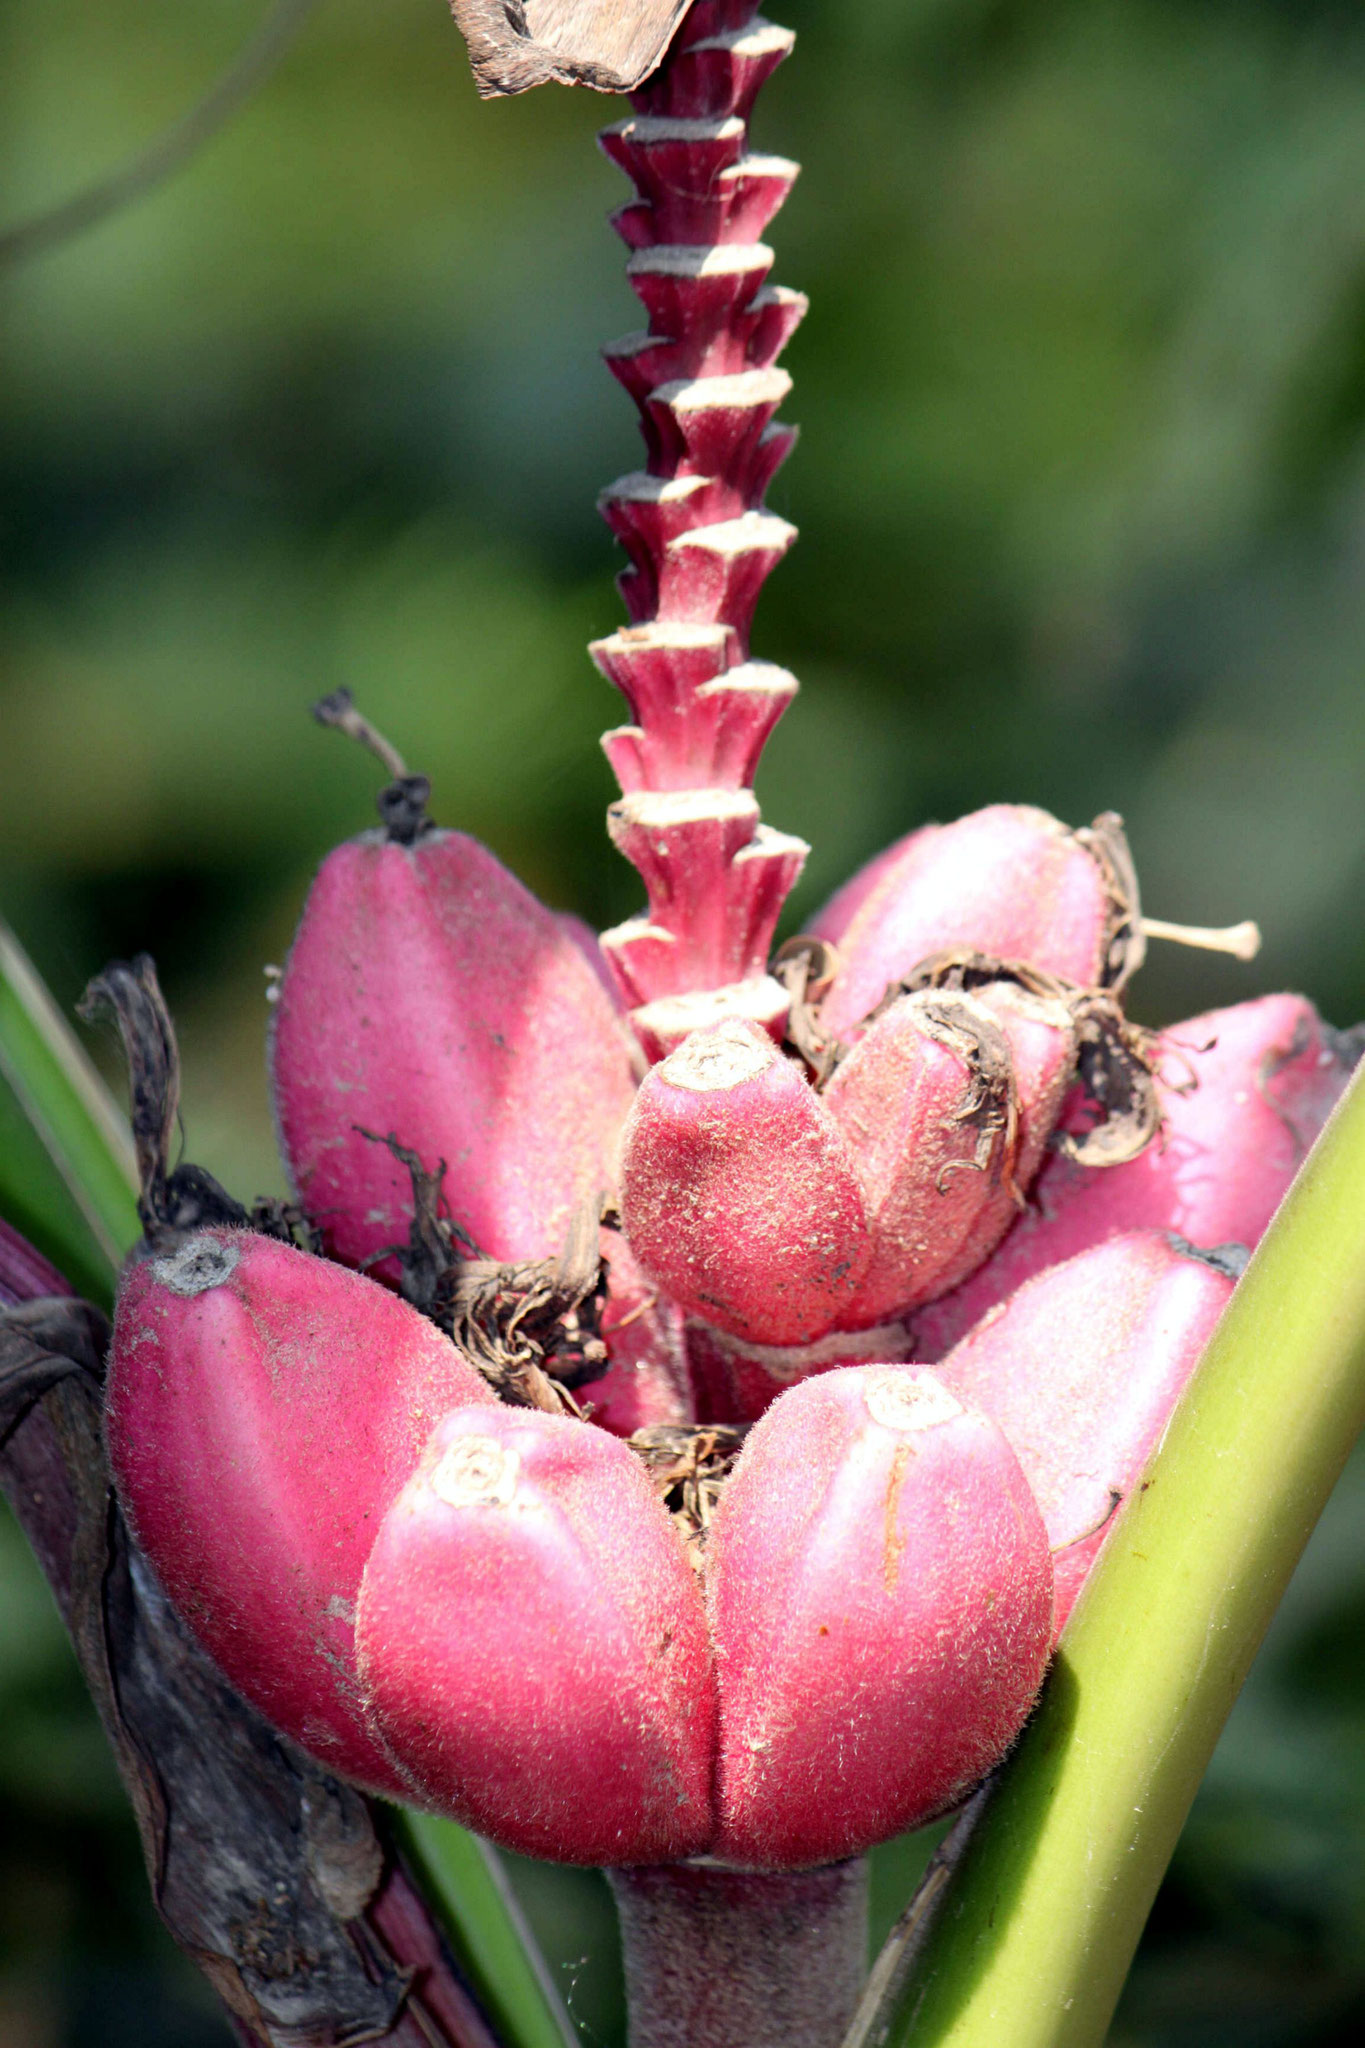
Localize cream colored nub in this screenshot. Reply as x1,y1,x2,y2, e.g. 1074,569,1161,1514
431,1437,519,1509
152,1235,241,1298
659,1019,773,1092
864,1373,964,1433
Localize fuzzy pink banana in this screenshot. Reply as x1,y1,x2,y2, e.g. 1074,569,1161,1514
618,981,1075,1389
105,1226,494,1793
935,1230,1235,1633
356,1404,715,1864
814,805,1140,1040
618,1018,871,1345
822,981,1076,1324
913,994,1354,1358
271,826,637,1275
707,1366,1053,1867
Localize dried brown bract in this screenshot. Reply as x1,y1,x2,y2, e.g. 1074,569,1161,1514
368,1130,609,1416
900,949,1163,1171
772,935,845,1085
628,1421,749,1557
450,0,692,98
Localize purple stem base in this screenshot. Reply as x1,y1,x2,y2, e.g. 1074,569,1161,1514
609,1858,868,2048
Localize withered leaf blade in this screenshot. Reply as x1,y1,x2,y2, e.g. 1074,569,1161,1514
78,953,250,1246
450,0,693,97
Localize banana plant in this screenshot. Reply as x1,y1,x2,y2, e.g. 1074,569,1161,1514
4,6,1365,2048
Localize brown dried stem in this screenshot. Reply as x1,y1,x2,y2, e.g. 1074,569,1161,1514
78,954,311,1250
312,690,434,846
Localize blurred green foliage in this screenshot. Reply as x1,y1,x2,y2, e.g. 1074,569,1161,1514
5,0,1365,2041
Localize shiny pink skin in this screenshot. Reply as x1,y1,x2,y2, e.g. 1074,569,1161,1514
815,805,1114,1040
913,994,1351,1359
936,1231,1234,1634
707,1366,1053,1868
824,984,1075,1326
105,1227,495,1794
619,1019,871,1345
356,1405,715,1865
271,828,637,1273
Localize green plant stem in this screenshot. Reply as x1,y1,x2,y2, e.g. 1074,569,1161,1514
0,0,324,272
863,1058,1365,2048
401,1814,578,2048
0,917,140,1281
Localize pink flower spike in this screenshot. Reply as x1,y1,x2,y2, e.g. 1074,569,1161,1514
593,10,810,1053
816,806,1139,1040
823,982,1076,1324
619,1018,871,1345
707,1366,1053,1868
355,1405,716,1865
913,993,1355,1358
935,1230,1236,1635
105,1227,496,1794
271,828,637,1274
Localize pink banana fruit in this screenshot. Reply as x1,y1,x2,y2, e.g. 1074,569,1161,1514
271,826,637,1275
618,1018,871,1345
815,805,1140,1040
935,1230,1236,1633
619,982,1075,1400
707,1365,1054,1867
823,980,1077,1324
105,1226,495,1794
356,1404,716,1864
914,994,1353,1359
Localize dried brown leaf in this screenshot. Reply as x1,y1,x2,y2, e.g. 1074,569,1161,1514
627,1421,748,1558
1075,811,1146,992
772,935,845,1086
450,0,692,98
900,949,1162,1172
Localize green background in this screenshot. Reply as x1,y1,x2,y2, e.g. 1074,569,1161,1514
5,0,1365,2040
